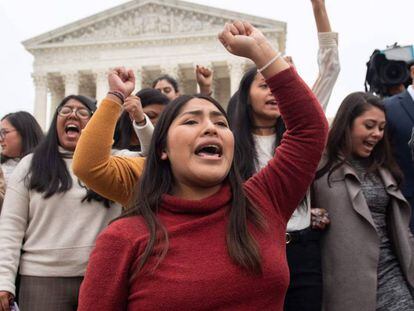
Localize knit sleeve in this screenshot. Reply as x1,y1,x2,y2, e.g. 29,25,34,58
132,114,154,157
244,67,328,224
77,225,134,311
312,32,340,111
0,157,31,296
73,98,146,206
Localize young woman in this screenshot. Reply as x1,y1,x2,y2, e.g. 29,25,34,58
0,95,150,311
227,1,338,310
152,65,213,101
152,74,180,101
73,21,328,310
0,111,44,185
313,92,414,311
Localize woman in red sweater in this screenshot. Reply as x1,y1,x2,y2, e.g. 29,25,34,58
75,21,328,310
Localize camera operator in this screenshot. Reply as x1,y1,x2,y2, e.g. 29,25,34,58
383,61,414,234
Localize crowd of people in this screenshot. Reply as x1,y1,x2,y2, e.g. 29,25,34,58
0,0,413,310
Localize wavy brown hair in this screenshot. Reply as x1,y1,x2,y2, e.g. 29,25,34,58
316,92,403,186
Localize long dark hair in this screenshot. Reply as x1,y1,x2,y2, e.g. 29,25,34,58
316,92,403,185
27,95,112,206
122,94,264,275
229,67,285,180
1,111,44,163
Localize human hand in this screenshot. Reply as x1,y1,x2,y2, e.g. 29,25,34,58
284,56,296,68
123,95,145,124
311,208,330,230
108,67,136,99
0,291,14,311
218,21,288,76
195,65,213,95
218,21,271,62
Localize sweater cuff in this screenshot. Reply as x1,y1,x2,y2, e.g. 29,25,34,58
99,97,123,114
132,114,150,129
265,67,298,92
318,32,338,47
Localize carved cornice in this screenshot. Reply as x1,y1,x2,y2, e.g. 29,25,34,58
23,1,286,51
40,4,226,46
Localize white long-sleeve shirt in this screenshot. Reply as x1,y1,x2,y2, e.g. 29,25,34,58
256,32,340,232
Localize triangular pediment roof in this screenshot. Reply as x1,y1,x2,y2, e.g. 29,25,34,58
22,0,285,51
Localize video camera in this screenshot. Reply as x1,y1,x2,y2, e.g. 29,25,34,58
365,44,414,97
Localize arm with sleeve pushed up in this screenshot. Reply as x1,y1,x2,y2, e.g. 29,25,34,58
72,98,145,207
311,0,340,111
244,67,329,224
77,226,134,311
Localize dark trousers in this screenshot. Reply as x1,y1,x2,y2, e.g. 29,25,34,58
18,275,83,311
284,229,322,311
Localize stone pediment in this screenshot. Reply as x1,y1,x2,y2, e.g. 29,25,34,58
23,0,285,49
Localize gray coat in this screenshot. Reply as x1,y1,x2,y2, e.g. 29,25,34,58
312,161,414,311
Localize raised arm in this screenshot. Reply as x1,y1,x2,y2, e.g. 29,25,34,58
123,95,154,156
219,21,328,223
311,0,340,110
72,68,145,206
195,65,213,96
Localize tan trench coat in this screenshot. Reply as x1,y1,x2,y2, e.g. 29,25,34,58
312,161,414,311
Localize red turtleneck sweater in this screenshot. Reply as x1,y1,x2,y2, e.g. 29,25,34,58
77,68,328,310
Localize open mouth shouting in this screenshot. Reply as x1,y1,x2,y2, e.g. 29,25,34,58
195,142,223,160
265,99,278,107
64,123,81,139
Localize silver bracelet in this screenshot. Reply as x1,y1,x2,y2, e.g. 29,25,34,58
257,52,282,73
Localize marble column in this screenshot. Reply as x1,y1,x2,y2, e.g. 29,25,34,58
49,80,65,121
64,71,79,96
94,70,108,102
228,61,245,97
160,64,180,90
32,73,48,130
134,67,143,93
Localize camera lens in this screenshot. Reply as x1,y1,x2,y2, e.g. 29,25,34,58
380,61,409,85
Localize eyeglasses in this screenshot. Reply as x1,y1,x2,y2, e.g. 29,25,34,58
0,129,17,140
57,106,92,119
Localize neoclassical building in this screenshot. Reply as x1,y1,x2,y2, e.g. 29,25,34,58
23,0,286,129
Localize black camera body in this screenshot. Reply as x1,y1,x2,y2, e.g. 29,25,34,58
365,45,414,97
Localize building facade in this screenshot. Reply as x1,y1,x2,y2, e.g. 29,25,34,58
23,0,286,129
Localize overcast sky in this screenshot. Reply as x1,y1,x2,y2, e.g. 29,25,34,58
0,0,412,119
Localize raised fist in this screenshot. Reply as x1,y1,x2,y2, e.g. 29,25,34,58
218,21,268,61
123,95,145,124
108,67,136,99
